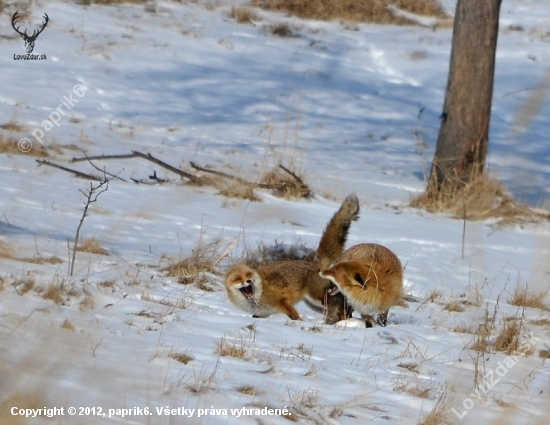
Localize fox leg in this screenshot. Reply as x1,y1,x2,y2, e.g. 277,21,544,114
375,310,388,327
361,314,376,328
279,299,301,320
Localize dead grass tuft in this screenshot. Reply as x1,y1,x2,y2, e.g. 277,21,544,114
417,386,449,425
230,6,259,24
163,241,221,280
452,324,471,334
493,320,522,355
42,283,65,304
0,134,52,157
218,184,261,202
443,300,465,312
410,175,544,224
76,238,109,256
169,351,194,364
61,319,75,331
14,278,35,295
531,318,550,328
508,284,550,311
0,121,27,132
259,166,312,199
252,0,448,25
236,385,258,396
18,256,63,265
214,336,249,359
269,22,296,37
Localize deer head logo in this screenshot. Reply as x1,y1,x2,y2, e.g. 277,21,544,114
12,11,49,54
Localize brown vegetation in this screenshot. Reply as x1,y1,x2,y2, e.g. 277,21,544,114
252,0,448,25
508,284,550,311
410,175,544,224
229,6,259,24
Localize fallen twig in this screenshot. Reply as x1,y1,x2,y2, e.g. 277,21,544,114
70,153,138,163
131,151,200,183
36,159,102,181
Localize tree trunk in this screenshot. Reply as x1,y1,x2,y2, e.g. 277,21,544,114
428,0,502,195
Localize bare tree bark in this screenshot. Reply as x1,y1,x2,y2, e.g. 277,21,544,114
428,0,502,194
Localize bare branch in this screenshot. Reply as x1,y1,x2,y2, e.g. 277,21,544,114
36,159,102,181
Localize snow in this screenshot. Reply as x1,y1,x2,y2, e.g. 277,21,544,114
1,0,549,424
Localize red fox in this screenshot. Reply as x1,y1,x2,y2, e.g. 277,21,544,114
224,194,360,323
319,243,403,327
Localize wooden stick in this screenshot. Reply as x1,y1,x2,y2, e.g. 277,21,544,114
70,153,138,163
131,151,200,183
79,152,127,182
36,160,102,181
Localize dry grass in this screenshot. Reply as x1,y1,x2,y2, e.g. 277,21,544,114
0,121,27,132
410,175,546,224
42,283,65,304
0,134,52,157
236,385,258,396
76,237,109,256
452,324,471,334
163,240,221,280
18,256,63,265
218,183,261,202
269,22,297,37
240,241,314,269
443,300,465,312
61,319,75,331
229,6,259,24
508,284,550,311
531,318,550,328
214,336,249,359
14,278,35,295
493,319,522,355
74,0,146,4
416,386,449,425
169,351,194,364
252,0,448,25
259,166,312,199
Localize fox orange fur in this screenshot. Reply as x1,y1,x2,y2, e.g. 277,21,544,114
319,243,403,327
224,194,360,323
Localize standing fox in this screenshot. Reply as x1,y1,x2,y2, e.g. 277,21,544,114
224,194,360,324
318,243,403,328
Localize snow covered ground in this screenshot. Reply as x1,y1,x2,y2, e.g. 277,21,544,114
0,0,549,424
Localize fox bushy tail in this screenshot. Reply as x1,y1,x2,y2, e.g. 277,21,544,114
316,193,360,271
